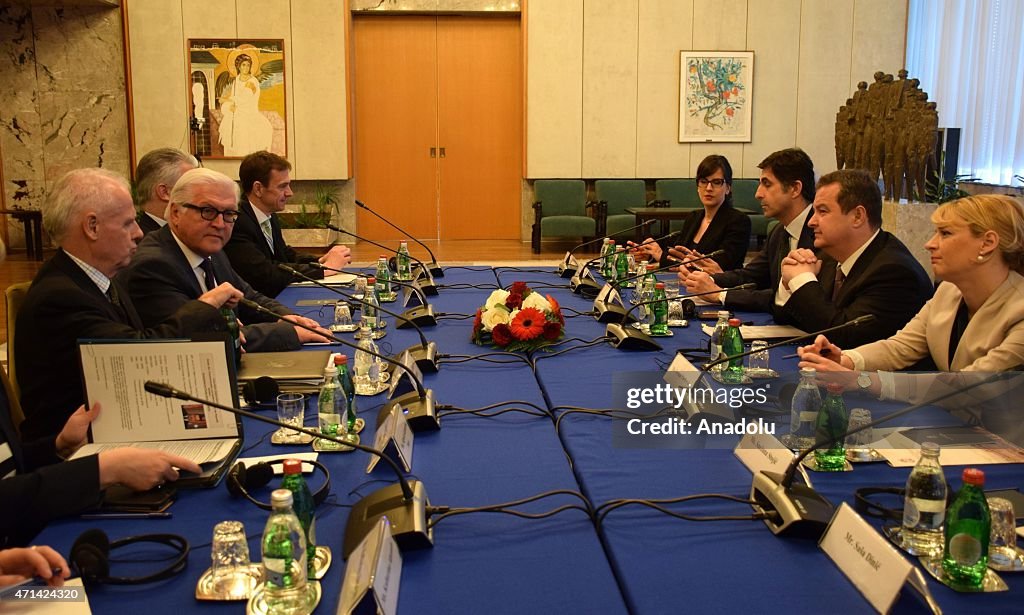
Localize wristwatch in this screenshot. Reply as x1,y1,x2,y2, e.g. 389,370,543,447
857,371,872,391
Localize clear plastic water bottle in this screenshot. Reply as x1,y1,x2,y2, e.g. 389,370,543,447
784,368,822,449
260,489,309,614
316,364,346,450
353,327,381,395
396,241,413,281
374,256,395,302
901,442,947,556
280,460,317,577
334,355,357,432
361,276,380,333
942,468,990,588
707,310,730,372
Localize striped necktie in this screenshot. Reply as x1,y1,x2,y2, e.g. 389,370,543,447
260,218,274,253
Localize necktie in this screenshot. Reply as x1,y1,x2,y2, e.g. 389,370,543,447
831,267,846,303
199,258,217,291
106,284,129,322
260,218,274,253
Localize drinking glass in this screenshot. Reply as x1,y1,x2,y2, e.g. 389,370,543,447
275,393,305,442
331,302,355,332
844,408,874,452
988,497,1020,569
209,520,257,599
746,340,770,375
663,278,681,298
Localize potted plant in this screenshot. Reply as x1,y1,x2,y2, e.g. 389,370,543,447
279,182,340,247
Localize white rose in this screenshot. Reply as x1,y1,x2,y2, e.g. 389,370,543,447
481,307,512,331
521,292,551,312
484,289,510,309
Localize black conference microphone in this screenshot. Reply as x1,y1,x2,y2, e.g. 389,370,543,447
569,229,685,296
308,263,438,331
752,371,1010,538
240,298,440,432
326,224,438,296
702,314,877,372
556,220,657,278
142,381,432,559
605,284,757,351
277,264,439,374
355,199,444,278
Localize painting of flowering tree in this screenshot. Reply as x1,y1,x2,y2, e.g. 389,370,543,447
679,51,754,142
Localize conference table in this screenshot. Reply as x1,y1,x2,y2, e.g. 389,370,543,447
36,264,1024,614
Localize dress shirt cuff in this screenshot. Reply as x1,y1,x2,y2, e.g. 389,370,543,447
788,272,818,294
877,371,896,401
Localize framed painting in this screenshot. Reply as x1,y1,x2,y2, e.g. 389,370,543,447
187,39,287,159
678,51,754,143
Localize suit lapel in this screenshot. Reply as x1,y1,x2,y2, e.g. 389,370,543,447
270,214,287,256
52,250,130,325
158,227,205,297
836,232,886,303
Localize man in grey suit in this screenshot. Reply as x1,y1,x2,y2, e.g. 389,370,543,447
120,168,331,351
134,148,198,235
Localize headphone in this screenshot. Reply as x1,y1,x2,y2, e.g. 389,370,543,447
70,529,189,585
226,459,331,511
241,376,280,406
854,486,906,521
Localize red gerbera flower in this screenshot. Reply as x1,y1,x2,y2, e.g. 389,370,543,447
492,323,513,346
542,321,562,340
509,307,546,341
546,295,564,325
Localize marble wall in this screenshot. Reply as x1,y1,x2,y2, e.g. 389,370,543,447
0,1,129,249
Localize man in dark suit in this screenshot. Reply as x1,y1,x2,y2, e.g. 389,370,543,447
134,148,198,235
777,169,933,347
120,167,332,350
223,151,352,296
680,148,818,312
15,169,242,442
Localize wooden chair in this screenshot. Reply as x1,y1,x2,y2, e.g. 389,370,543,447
5,281,31,432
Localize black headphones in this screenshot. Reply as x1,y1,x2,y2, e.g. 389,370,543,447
70,529,189,585
226,459,331,510
241,376,280,406
854,486,906,521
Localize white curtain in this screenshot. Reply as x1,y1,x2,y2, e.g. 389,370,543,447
906,0,1024,185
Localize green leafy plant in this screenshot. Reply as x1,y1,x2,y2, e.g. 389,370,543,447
279,182,340,229
925,153,977,203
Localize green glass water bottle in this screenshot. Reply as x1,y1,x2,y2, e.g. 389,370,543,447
942,468,990,588
650,282,669,335
812,383,849,471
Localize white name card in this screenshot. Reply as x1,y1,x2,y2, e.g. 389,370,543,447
819,503,913,614
733,431,800,481
366,409,413,474
386,352,422,399
338,517,402,615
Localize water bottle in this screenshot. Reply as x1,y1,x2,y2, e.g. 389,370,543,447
649,282,669,335
334,355,357,432
614,247,629,284
942,468,990,588
720,318,744,383
316,364,346,450
361,276,379,333
600,239,615,279
260,489,309,614
813,383,849,471
221,308,241,368
707,310,730,371
353,328,382,395
375,256,395,302
396,241,413,281
901,442,947,557
785,368,822,449
280,459,317,577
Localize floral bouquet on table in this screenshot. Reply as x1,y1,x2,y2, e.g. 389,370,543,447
471,282,565,351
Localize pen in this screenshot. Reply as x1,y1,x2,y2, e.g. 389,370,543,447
80,512,173,520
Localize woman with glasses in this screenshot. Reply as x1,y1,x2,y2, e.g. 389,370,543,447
632,155,751,271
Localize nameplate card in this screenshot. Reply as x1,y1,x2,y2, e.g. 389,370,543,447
386,352,422,399
338,517,402,615
733,432,797,479
819,503,913,614
664,353,701,389
366,409,413,474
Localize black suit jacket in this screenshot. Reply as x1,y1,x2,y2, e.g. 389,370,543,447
1,379,101,548
712,210,816,312
222,200,323,297
777,230,934,347
136,211,163,236
664,204,751,271
15,249,226,441
119,226,300,353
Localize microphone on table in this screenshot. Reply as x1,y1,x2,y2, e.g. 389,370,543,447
277,264,439,373
327,224,438,296
355,199,444,278
241,297,441,432
752,371,1011,538
594,249,724,323
701,315,877,372
605,284,757,351
312,263,437,328
570,229,685,296
142,381,432,559
556,220,656,278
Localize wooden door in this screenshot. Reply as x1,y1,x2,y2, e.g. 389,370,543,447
437,16,522,239
352,16,438,240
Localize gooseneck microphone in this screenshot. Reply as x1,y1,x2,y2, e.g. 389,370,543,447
142,381,432,559
278,264,439,372
557,220,656,278
240,298,440,432
753,371,1010,538
569,229,685,296
355,199,444,278
702,314,877,372
614,249,725,289
316,263,431,311
328,223,437,294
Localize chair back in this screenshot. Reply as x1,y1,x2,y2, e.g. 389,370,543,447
730,179,761,213
0,363,24,437
534,180,587,217
655,179,700,209
594,180,646,216
5,281,31,432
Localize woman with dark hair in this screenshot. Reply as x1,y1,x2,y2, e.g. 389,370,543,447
632,155,751,270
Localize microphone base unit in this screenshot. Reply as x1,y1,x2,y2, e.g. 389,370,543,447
557,258,577,278
570,274,602,297
594,300,637,324
424,262,444,278
397,305,438,329
414,277,439,296
342,479,433,559
379,388,440,432
750,470,834,539
605,323,662,351
402,341,439,374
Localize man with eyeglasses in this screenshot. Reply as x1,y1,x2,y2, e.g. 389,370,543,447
224,151,352,297
120,168,331,352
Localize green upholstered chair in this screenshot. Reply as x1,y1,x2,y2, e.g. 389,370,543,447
531,180,598,253
730,178,768,246
653,179,702,233
594,180,647,240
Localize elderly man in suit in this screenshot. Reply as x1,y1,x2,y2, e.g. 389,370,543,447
134,148,198,235
777,168,933,347
120,167,331,350
223,151,352,296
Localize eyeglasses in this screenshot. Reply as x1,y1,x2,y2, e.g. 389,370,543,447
182,203,240,223
697,178,727,188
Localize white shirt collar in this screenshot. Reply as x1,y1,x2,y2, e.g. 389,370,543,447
144,212,167,227
64,250,111,294
838,229,881,276
169,229,208,270
249,199,272,226
784,204,813,247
